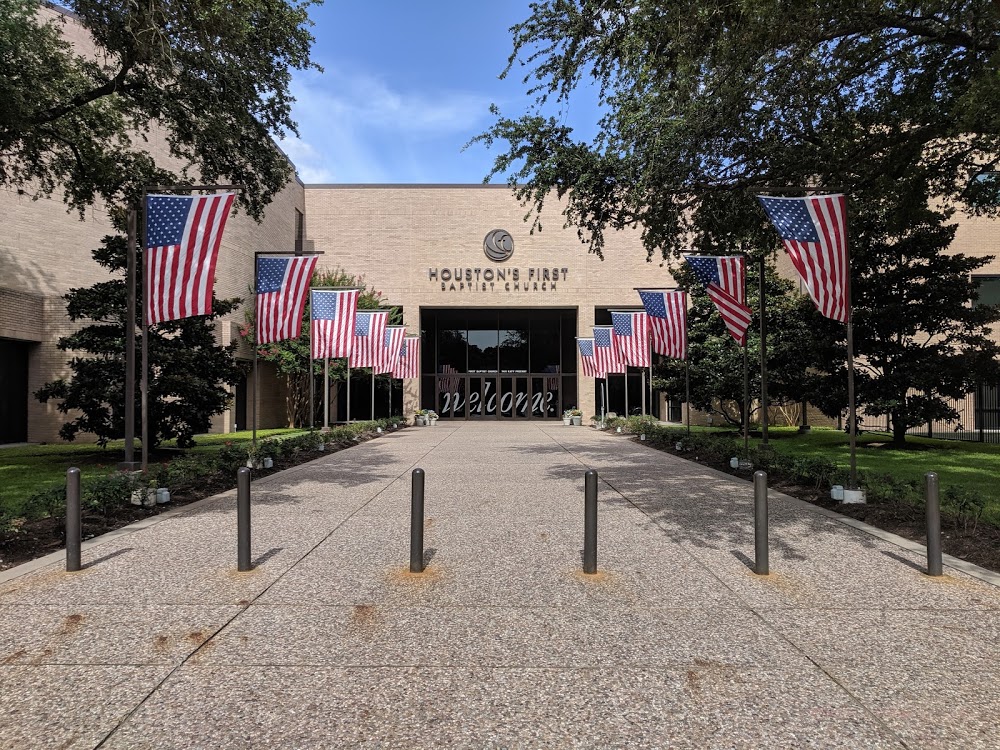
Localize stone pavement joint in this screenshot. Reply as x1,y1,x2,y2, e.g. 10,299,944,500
1,422,998,749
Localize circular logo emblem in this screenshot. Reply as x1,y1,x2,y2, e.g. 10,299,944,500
483,229,514,262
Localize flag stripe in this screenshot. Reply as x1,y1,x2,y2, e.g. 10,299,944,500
255,256,318,345
610,311,651,367
310,289,360,359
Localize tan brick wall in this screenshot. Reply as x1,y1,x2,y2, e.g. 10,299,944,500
303,185,677,419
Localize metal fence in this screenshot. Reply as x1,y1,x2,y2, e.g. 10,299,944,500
904,383,1000,443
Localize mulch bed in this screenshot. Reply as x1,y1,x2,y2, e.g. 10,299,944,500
0,432,386,573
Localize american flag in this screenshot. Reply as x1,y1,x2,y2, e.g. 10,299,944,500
578,339,602,378
684,255,752,346
145,193,235,325
393,335,420,379
255,255,318,345
375,326,407,375
610,311,651,367
348,310,389,368
593,326,627,374
757,194,848,323
638,290,688,359
310,288,359,359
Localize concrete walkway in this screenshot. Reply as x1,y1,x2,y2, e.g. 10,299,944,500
1,423,998,749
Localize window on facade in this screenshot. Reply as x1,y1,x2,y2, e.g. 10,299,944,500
974,276,1000,308
294,209,305,254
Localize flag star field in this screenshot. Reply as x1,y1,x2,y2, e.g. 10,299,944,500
146,196,191,247
757,197,821,242
256,257,291,293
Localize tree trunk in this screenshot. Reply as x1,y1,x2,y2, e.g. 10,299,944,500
891,412,908,447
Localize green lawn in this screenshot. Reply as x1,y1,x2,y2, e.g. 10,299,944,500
693,425,1000,523
0,429,308,516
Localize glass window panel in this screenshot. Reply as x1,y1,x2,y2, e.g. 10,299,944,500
438,375,465,418
437,320,467,374
530,316,560,375
500,377,514,417
514,377,530,417
483,377,498,416
468,312,498,372
975,277,1000,308
561,376,577,414
499,314,529,372
561,310,577,373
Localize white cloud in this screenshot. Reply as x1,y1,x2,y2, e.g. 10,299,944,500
284,67,499,183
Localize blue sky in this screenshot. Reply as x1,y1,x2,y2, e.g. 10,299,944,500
279,1,600,184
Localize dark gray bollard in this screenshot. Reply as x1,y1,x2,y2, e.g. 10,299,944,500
410,468,425,573
66,468,81,572
584,470,598,574
237,467,252,572
754,470,769,575
925,472,942,577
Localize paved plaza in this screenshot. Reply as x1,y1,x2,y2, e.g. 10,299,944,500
1,423,998,748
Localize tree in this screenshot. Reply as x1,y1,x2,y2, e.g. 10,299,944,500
806,200,1000,445
36,235,244,447
1,0,319,218
479,1,1000,443
240,269,401,427
477,1,1000,259
654,258,830,428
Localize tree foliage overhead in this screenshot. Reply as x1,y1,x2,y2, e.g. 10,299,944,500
477,0,1000,258
0,0,319,217
35,234,244,448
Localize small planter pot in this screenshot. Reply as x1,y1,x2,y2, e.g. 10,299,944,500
428,418,438,426
316,443,326,452
262,457,274,469
155,488,171,504
376,427,383,433
615,426,622,434
415,416,427,426
841,488,867,504
571,416,582,426
563,418,572,426
640,433,646,441
246,458,262,470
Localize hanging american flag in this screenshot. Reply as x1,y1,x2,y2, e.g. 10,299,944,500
145,193,235,325
684,255,752,346
348,310,389,368
757,194,848,323
375,326,407,375
393,336,420,379
310,288,359,359
578,339,602,378
638,290,688,359
610,311,651,367
593,326,627,374
255,255,318,345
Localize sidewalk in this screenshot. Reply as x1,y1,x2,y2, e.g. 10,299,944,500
1,423,998,749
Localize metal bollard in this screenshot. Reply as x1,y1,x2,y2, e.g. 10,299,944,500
925,472,942,577
237,467,252,572
410,468,425,573
66,468,82,572
754,470,769,575
584,470,598,574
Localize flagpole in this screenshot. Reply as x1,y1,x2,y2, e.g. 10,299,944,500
624,370,629,417
759,254,769,447
123,205,137,468
845,207,859,489
346,365,352,423
140,188,149,472
323,358,329,428
371,368,376,420
252,328,258,448
641,369,646,417
309,350,315,429
743,254,750,456
649,340,653,419
685,358,691,435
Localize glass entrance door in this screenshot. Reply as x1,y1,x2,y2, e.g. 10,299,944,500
500,376,530,418
468,375,498,418
437,374,466,418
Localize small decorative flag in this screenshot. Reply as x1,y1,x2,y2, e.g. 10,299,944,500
638,290,688,359
375,326,407,375
610,311,651,367
310,288,360,359
578,339,602,379
593,326,627,374
757,194,848,323
348,310,389,368
393,336,420,379
255,255,318,345
684,255,752,346
145,192,235,325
